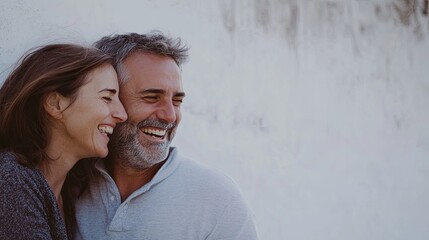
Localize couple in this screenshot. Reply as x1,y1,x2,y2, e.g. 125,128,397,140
0,32,258,239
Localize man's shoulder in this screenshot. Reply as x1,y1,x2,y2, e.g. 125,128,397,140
170,155,258,239
178,157,230,179
172,155,243,197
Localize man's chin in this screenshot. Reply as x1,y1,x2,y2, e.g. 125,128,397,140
125,144,169,168
145,146,170,163
114,126,172,169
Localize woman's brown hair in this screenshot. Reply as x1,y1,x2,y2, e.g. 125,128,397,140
0,44,113,237
0,44,112,166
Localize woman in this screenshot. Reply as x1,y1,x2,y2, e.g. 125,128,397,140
0,44,127,239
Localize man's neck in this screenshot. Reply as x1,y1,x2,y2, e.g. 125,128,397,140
110,160,165,202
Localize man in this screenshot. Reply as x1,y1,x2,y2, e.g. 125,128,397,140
74,32,258,239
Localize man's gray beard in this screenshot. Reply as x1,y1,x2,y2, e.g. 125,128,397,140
110,120,174,170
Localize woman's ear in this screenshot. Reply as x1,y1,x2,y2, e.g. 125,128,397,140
43,92,70,119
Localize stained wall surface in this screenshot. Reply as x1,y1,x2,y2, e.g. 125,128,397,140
1,0,429,239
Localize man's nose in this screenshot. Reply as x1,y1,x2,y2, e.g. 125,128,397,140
156,100,176,123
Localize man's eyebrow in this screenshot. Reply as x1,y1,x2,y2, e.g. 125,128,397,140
140,89,186,97
98,88,117,94
174,92,186,97
141,89,165,94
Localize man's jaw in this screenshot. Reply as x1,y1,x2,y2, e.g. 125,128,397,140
109,120,174,170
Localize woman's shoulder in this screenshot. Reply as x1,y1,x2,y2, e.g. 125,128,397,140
0,151,22,176
0,151,45,191
0,151,28,176
0,150,52,210
0,151,65,239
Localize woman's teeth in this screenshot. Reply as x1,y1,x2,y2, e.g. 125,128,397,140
98,126,113,135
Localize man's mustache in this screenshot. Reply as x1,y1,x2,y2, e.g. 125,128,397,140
136,119,176,129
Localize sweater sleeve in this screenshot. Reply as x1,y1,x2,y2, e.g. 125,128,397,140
0,161,53,239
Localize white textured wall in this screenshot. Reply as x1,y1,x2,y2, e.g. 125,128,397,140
1,1,429,239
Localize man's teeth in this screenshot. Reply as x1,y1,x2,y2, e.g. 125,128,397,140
142,128,167,137
98,126,113,135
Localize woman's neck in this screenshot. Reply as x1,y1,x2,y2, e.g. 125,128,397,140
41,159,74,200
40,144,80,207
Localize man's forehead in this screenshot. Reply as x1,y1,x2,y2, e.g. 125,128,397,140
124,52,177,67
123,74,184,94
120,52,183,93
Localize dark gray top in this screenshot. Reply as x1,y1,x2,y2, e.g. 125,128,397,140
0,151,68,240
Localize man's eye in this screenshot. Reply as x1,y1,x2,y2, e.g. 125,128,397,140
173,99,183,106
143,96,158,102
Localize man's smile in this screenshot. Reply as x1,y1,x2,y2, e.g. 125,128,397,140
141,127,167,139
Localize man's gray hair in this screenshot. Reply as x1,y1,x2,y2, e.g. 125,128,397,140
94,31,189,84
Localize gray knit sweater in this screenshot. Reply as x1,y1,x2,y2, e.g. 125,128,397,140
0,151,68,240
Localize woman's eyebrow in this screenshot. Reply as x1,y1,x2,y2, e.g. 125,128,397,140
98,88,117,94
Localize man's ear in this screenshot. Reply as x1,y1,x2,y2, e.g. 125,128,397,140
43,92,70,119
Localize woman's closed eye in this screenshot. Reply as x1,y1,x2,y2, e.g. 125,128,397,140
102,96,112,102
99,88,117,103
